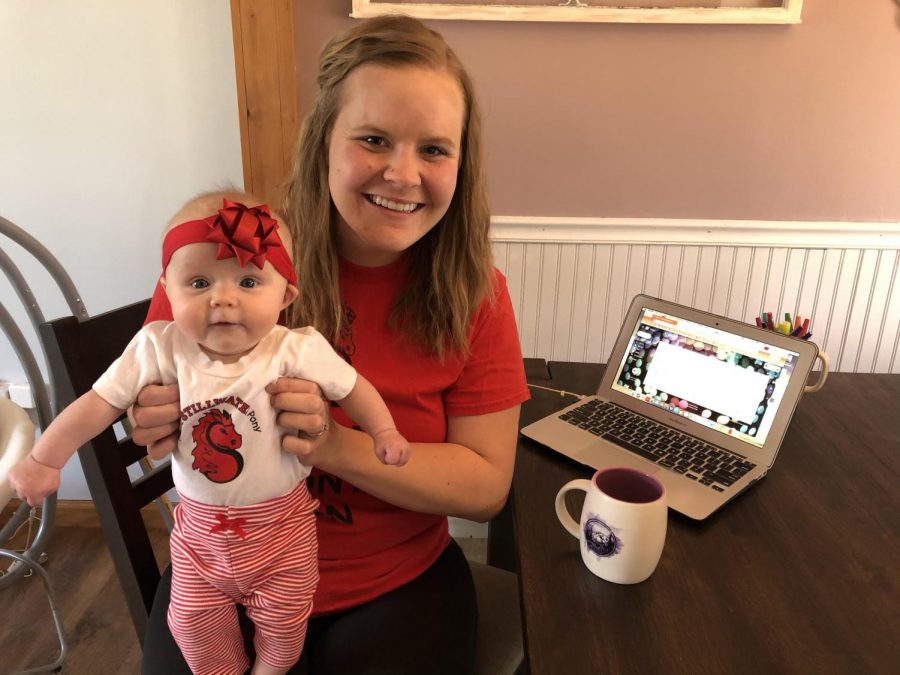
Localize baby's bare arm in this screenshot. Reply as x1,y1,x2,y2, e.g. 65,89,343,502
10,390,124,505
336,375,410,467
34,390,124,466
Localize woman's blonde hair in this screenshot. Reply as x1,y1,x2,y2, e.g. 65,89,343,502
284,15,493,358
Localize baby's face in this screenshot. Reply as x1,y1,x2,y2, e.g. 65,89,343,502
162,242,296,363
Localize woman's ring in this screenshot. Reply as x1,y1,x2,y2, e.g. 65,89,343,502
306,422,329,438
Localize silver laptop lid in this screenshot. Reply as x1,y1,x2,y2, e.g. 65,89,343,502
599,295,820,465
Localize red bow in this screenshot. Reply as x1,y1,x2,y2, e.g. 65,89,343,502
162,199,297,284
209,513,249,539
206,199,282,270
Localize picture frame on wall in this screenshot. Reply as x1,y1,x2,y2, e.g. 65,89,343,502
350,0,803,25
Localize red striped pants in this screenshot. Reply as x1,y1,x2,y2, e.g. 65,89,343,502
167,482,319,675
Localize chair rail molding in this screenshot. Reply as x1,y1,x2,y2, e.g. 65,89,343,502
490,217,900,374
491,216,900,249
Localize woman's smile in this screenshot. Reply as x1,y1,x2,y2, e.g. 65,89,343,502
364,194,423,214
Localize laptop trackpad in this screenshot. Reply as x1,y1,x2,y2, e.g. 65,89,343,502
577,438,664,475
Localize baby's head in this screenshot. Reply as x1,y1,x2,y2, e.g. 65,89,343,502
160,190,298,363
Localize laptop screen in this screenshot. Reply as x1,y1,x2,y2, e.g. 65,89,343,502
610,307,802,449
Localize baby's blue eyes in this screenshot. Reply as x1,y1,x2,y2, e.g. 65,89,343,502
188,278,258,289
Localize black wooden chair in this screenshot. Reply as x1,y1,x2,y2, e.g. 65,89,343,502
40,298,171,640
40,299,524,674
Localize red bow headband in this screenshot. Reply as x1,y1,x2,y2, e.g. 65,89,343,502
162,199,297,285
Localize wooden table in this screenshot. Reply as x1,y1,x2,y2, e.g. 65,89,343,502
512,360,899,675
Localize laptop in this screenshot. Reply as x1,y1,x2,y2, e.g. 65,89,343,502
521,294,819,520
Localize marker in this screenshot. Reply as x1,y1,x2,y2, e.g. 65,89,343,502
802,332,813,340
755,317,762,327
785,312,792,325
767,312,775,330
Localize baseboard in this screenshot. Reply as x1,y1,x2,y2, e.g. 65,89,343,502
2,499,168,530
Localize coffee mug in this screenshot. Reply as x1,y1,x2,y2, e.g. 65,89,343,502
555,467,667,584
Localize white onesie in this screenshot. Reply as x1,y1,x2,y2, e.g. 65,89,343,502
93,321,357,505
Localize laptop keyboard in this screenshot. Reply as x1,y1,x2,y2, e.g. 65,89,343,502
559,400,757,492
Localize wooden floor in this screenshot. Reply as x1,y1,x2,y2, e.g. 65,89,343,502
1,502,486,674
2,502,169,674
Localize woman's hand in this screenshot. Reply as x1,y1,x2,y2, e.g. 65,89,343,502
267,377,335,465
129,384,181,460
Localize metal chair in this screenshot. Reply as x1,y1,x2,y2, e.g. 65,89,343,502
0,215,77,673
0,216,171,672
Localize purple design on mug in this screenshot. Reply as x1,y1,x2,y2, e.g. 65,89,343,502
584,514,622,558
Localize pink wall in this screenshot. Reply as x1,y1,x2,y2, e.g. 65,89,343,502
294,0,900,221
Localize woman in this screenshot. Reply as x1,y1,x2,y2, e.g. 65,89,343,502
137,15,528,674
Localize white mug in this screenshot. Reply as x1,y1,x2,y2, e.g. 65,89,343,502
555,467,667,584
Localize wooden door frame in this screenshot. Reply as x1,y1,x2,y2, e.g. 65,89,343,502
230,0,299,206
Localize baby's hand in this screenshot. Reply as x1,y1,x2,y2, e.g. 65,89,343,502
9,455,61,507
372,429,411,467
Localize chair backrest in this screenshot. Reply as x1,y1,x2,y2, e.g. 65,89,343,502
1,214,89,587
40,298,173,640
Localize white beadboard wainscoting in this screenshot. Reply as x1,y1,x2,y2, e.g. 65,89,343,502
491,218,900,374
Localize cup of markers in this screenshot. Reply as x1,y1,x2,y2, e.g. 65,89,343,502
756,311,829,393
756,312,813,340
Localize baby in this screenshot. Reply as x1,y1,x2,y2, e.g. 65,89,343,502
10,192,410,675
